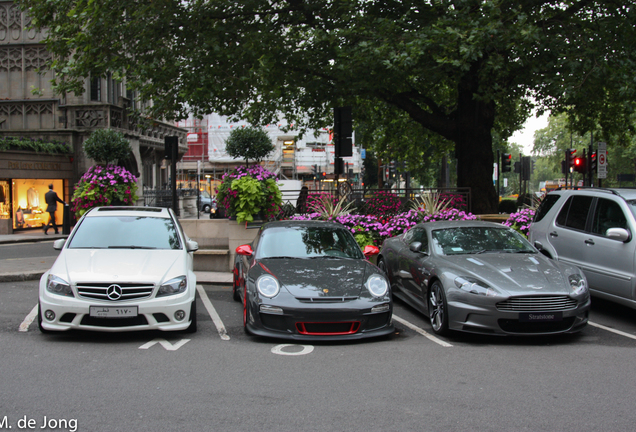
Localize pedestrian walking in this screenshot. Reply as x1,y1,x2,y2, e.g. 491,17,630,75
43,184,66,235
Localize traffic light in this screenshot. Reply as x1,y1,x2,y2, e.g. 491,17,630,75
566,148,577,170
389,160,397,174
573,156,586,173
589,151,597,173
311,164,318,177
501,153,512,172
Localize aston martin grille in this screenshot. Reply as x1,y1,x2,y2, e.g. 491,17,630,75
77,282,155,301
496,295,578,312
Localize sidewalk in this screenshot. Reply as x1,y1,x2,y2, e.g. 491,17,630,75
0,228,233,285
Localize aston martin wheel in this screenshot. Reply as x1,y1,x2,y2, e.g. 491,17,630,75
428,281,449,336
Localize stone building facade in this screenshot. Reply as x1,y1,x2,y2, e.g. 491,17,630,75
0,1,187,232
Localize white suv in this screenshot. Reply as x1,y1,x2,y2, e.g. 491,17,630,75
39,206,199,333
528,188,636,310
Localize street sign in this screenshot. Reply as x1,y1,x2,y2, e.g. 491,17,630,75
598,141,607,179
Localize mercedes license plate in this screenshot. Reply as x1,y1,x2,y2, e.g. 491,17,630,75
89,306,138,318
519,311,562,322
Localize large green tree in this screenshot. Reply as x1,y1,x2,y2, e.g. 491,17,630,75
22,0,636,213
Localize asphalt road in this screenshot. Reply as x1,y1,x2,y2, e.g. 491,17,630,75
1,278,636,432
0,240,61,260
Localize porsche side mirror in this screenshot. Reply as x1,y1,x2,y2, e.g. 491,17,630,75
236,244,254,256
409,241,422,253
363,245,380,257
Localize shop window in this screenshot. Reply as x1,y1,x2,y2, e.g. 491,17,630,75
12,179,64,230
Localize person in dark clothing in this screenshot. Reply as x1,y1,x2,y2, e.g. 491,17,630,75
44,184,66,234
296,186,309,214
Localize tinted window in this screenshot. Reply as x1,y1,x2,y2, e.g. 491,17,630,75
257,226,363,259
68,216,181,249
592,198,628,236
534,194,561,222
555,195,593,231
431,227,534,256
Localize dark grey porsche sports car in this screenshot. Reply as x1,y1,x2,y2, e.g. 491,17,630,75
233,220,394,340
378,220,590,336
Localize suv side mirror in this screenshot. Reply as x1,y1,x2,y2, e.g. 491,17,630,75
606,228,630,242
534,241,544,251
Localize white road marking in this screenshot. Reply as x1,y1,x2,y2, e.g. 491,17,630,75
392,314,453,347
196,284,230,340
139,338,190,351
589,321,636,341
271,344,314,356
19,304,38,332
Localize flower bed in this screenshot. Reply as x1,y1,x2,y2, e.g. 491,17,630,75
71,165,138,218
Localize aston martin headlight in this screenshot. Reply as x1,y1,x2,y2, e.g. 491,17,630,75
157,276,188,297
257,275,280,298
366,275,389,297
46,274,74,297
568,274,587,295
454,276,497,297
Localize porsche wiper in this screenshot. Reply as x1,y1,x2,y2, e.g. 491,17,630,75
107,245,157,249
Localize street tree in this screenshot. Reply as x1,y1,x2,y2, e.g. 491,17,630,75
224,126,275,167
21,0,636,213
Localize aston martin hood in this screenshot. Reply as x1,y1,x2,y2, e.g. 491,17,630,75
442,253,574,294
260,258,370,297
50,249,185,284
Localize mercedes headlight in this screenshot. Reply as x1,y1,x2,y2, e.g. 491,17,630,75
568,274,587,295
366,275,389,297
257,275,280,298
455,276,497,297
46,274,74,297
157,276,188,297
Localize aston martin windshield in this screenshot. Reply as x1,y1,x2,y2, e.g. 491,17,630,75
68,216,182,250
431,226,535,256
256,226,364,259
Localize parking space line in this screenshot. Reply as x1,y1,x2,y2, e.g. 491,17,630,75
589,321,636,341
393,314,452,347
196,285,230,340
19,304,38,332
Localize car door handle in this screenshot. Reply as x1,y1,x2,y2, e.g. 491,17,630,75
549,231,558,237
585,239,595,245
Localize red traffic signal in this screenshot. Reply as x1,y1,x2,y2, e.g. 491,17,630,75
573,156,586,173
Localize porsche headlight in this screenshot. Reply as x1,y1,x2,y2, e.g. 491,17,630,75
454,276,497,297
568,274,587,295
366,275,389,297
157,276,188,297
46,274,74,297
257,275,280,298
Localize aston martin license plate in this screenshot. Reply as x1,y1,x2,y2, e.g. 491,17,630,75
89,306,138,318
519,312,562,322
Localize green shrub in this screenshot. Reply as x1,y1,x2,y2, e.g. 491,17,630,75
83,129,131,164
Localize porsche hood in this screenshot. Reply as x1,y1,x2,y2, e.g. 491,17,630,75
259,258,374,297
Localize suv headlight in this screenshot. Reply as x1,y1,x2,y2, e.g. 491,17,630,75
46,274,74,297
366,275,389,297
157,276,188,297
568,274,587,295
455,276,497,297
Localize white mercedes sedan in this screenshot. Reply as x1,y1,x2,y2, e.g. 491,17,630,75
38,206,199,333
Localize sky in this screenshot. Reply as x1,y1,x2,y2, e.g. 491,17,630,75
509,112,550,155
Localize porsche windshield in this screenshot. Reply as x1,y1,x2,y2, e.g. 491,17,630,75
431,226,535,256
257,226,364,259
68,216,182,249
